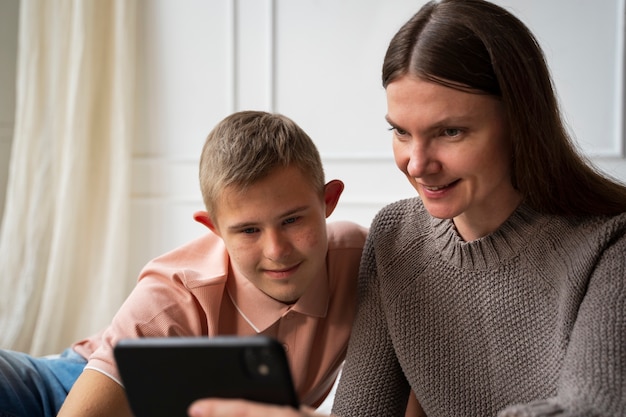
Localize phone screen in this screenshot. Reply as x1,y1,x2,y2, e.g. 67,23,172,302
114,335,299,417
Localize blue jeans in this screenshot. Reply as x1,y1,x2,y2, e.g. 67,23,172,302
0,348,87,417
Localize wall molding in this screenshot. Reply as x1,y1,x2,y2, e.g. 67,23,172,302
131,152,396,163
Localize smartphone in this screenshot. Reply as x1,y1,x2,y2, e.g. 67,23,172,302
113,335,299,417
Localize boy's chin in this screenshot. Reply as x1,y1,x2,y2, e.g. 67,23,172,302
264,287,304,305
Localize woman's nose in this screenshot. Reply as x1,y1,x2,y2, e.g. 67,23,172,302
405,143,434,178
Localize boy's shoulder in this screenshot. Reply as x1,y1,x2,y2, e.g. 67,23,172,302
326,221,368,250
325,221,367,293
152,230,226,265
140,230,228,286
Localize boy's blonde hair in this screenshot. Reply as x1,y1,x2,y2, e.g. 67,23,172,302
199,111,325,216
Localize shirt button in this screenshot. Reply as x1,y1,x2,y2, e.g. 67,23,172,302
282,343,289,352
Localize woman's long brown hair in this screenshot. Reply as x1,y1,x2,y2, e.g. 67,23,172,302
383,0,626,216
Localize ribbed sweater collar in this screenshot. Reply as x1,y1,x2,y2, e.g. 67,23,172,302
430,203,546,271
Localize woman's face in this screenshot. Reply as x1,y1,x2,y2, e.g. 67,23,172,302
386,75,522,241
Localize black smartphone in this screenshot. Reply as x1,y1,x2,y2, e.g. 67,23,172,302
113,335,299,417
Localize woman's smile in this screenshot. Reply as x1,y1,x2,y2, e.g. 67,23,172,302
387,74,522,240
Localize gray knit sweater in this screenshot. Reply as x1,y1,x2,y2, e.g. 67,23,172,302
332,198,626,417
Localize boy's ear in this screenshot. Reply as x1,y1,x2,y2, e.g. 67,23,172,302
193,211,221,236
323,179,344,218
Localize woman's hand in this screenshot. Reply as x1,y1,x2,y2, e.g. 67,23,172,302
188,399,331,417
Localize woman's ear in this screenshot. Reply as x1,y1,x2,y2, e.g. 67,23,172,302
193,211,221,236
323,179,344,218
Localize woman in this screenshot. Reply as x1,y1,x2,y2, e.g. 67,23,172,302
189,1,626,416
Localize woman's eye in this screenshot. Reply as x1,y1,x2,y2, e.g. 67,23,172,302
283,217,298,225
388,126,408,137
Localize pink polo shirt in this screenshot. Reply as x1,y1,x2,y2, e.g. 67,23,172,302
72,220,367,407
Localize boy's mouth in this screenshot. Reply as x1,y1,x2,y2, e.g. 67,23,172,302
264,263,301,279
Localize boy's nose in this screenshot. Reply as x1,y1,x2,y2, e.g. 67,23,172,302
264,230,292,261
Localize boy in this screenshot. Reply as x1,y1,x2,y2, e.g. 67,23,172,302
0,111,367,417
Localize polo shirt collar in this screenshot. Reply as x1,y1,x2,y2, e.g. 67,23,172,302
226,260,330,333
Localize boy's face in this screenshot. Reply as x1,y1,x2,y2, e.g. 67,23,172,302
197,165,343,304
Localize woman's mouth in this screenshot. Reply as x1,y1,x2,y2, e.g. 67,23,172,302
421,180,460,198
422,179,459,191
424,184,448,191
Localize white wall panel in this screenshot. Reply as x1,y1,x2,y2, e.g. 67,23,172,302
495,0,625,158
273,0,418,157
323,155,415,226
235,0,275,110
128,0,626,279
596,158,626,182
135,0,234,158
132,157,201,199
130,0,233,275
129,200,207,279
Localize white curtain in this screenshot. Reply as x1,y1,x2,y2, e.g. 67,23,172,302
0,0,136,356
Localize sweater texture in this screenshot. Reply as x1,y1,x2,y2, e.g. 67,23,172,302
333,198,626,417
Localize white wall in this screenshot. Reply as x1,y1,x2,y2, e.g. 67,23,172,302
129,0,626,278
1,0,625,280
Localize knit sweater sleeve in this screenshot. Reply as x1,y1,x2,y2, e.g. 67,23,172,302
331,229,411,417
500,228,626,417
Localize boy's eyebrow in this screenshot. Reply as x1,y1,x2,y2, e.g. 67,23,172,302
226,221,256,231
226,206,310,231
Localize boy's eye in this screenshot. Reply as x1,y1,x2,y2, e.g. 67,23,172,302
283,217,298,225
443,128,461,137
242,227,258,234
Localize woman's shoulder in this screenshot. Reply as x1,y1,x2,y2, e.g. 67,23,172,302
547,209,626,240
373,197,427,224
524,210,626,269
368,197,434,241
